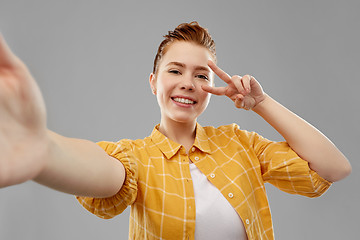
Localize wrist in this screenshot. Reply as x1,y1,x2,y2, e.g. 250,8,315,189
252,94,271,113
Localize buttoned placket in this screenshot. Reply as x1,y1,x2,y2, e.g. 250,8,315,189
187,145,252,240
180,147,196,240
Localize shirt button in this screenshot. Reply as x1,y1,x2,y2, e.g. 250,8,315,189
210,173,215,178
228,193,234,198
191,147,196,152
194,156,199,161
245,219,250,225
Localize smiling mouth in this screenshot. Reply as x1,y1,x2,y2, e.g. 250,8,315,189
171,97,197,105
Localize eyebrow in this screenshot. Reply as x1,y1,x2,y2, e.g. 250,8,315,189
166,61,210,72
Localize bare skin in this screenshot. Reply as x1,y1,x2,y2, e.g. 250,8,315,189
0,35,48,186
150,41,351,182
0,34,351,202
149,41,214,153
0,35,125,197
202,60,352,182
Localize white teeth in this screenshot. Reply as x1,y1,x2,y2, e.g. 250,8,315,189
173,97,195,104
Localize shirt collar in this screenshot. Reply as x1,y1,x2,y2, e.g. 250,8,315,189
150,123,211,159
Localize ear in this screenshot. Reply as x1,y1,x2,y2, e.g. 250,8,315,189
149,73,157,95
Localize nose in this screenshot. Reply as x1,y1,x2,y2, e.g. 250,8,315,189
181,74,195,91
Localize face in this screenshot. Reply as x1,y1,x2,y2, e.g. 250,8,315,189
150,41,214,125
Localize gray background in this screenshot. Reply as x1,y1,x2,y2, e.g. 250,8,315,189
0,0,359,239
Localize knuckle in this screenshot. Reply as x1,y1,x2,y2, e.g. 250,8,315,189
231,75,241,81
245,74,252,81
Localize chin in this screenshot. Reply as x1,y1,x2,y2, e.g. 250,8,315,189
170,113,197,124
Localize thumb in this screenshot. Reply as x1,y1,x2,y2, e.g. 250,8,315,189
0,34,20,67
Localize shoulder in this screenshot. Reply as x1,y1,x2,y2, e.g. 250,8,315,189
202,124,270,151
203,123,255,140
96,137,149,159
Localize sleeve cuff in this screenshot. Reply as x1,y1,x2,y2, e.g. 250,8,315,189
76,140,138,219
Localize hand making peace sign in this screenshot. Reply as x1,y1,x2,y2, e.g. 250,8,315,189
202,60,267,110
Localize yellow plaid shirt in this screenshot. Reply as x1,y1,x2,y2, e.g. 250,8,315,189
77,123,331,240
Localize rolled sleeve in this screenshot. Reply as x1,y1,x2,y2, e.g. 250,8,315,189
76,140,138,219
252,133,332,198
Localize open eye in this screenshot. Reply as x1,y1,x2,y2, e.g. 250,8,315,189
169,69,181,75
196,74,209,80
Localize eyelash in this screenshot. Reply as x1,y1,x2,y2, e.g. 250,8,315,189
169,70,181,74
168,70,209,81
196,74,208,80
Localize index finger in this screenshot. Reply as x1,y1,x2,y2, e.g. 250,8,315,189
208,60,232,84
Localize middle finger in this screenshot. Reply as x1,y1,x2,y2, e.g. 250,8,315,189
231,75,247,95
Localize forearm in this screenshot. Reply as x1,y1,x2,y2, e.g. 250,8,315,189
252,95,351,182
0,35,124,196
34,130,125,197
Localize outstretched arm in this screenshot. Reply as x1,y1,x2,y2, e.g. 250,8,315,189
34,131,125,197
202,60,351,182
0,35,125,197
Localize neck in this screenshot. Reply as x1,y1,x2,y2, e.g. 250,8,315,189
159,118,197,152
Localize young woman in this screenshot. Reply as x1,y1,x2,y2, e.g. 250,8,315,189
0,22,351,239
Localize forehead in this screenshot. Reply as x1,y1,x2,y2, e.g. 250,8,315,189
159,41,213,69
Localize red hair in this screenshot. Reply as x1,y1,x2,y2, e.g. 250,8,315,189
152,21,216,74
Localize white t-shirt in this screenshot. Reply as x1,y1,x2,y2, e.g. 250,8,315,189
189,163,248,240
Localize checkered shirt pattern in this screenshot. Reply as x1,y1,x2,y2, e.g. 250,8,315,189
76,123,331,240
